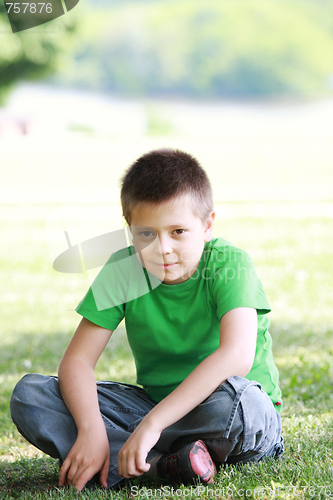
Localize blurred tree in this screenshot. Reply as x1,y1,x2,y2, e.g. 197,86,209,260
0,3,77,105
56,0,333,99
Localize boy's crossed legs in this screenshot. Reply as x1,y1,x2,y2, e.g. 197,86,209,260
10,374,283,489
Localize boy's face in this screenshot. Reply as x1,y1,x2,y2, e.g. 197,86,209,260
130,195,215,285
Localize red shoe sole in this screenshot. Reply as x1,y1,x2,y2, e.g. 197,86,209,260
189,440,216,484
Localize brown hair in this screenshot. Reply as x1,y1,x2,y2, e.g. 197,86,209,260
120,148,213,224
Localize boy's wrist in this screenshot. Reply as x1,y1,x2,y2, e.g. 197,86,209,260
76,414,106,435
141,412,164,433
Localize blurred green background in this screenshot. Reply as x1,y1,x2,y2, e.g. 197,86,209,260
2,0,333,101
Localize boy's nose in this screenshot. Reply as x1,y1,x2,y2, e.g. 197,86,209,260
158,236,173,255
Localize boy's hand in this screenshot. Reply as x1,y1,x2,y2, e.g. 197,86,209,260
59,424,110,491
117,419,161,478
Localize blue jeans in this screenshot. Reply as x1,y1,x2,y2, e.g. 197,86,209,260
10,374,283,488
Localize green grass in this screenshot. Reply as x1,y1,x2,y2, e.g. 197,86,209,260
1,215,332,499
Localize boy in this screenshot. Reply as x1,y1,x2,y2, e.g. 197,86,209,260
10,149,283,491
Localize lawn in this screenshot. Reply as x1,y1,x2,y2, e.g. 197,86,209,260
1,212,332,499
1,97,333,498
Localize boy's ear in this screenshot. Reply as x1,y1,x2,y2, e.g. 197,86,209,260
204,211,215,242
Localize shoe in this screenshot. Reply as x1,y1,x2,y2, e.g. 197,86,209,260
150,440,216,484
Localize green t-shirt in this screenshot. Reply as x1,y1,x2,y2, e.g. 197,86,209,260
76,237,283,412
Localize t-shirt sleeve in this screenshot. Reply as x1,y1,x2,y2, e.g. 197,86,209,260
76,286,125,330
210,247,271,319
75,252,128,331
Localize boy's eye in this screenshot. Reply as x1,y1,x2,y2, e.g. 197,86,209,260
138,231,155,238
173,229,186,235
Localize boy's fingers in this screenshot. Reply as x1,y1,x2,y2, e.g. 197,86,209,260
117,452,125,477
126,453,137,476
118,445,151,478
59,459,70,486
118,451,137,478
124,451,149,477
118,448,131,477
74,469,92,492
70,463,93,491
135,451,150,474
99,458,110,488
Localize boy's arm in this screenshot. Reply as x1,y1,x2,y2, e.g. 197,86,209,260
117,306,257,478
57,318,113,491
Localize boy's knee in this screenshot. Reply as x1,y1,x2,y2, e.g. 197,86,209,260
11,374,38,419
202,377,282,462
198,376,280,440
12,373,46,401
10,373,59,421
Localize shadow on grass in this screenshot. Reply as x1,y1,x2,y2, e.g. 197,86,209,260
0,457,59,498
0,457,134,499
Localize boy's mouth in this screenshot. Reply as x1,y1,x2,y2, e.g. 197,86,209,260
154,262,178,269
